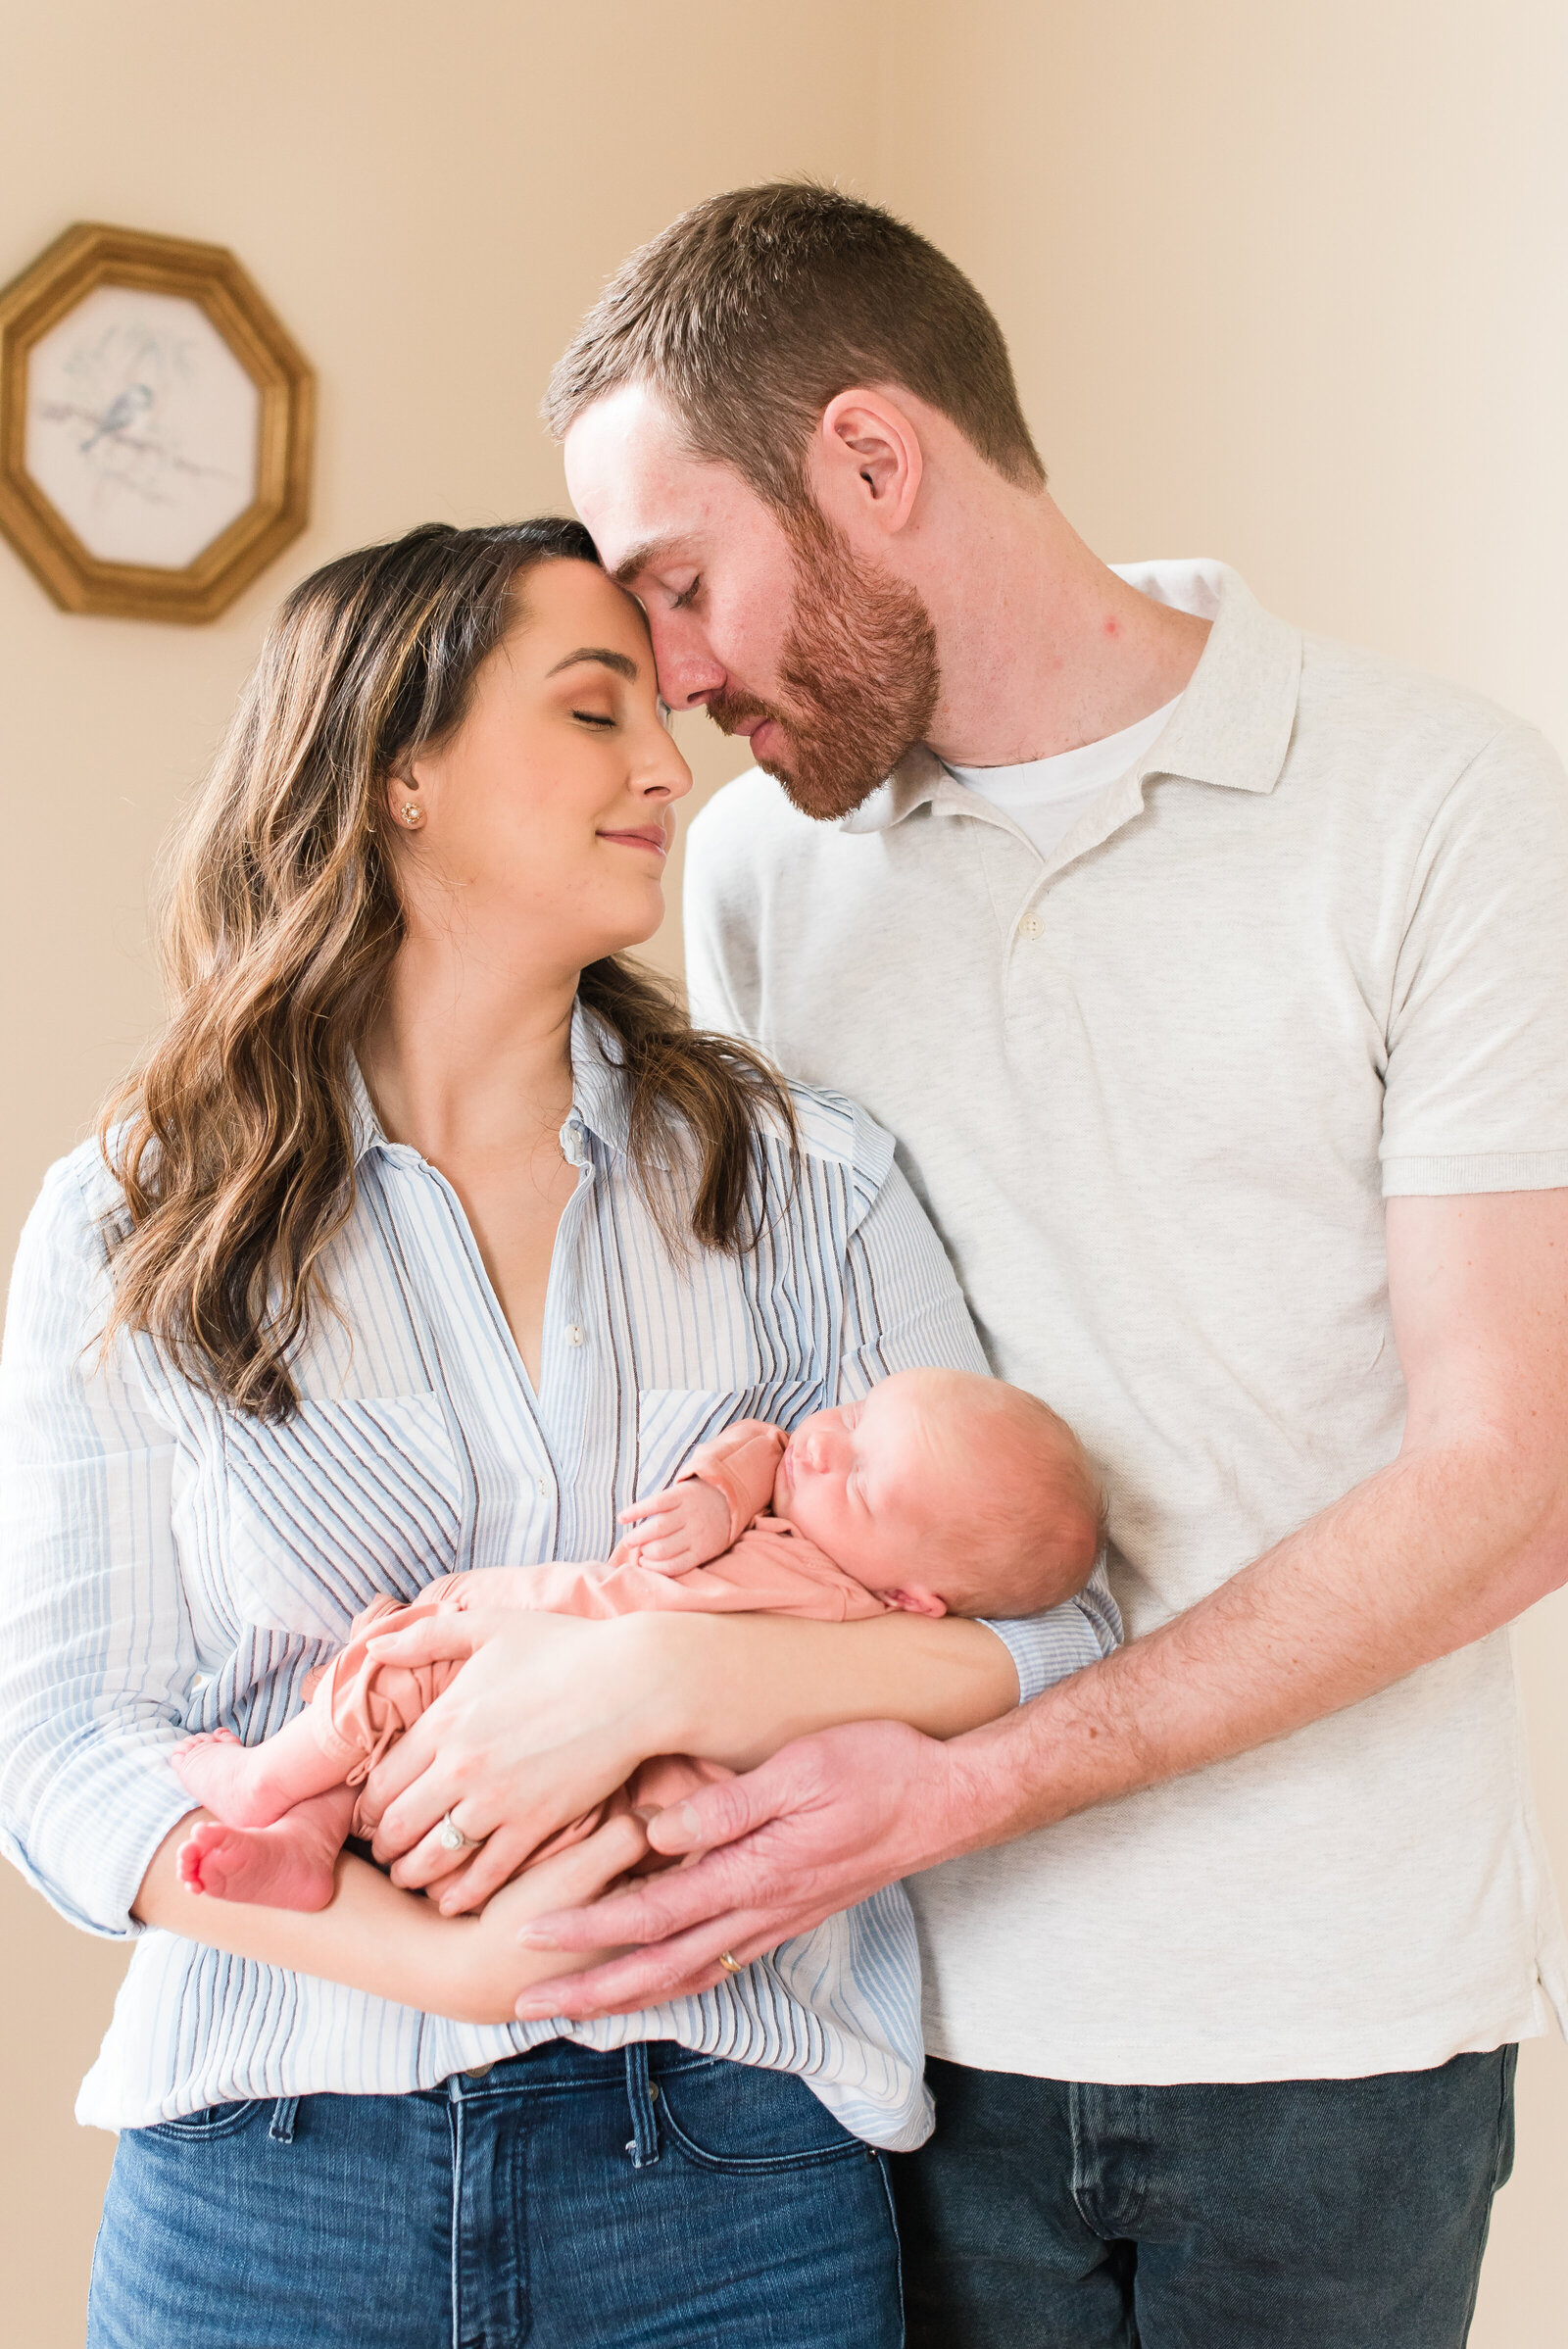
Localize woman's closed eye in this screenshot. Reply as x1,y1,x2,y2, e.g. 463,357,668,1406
571,707,616,729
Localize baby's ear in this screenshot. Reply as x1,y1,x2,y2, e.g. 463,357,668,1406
885,1586,948,1618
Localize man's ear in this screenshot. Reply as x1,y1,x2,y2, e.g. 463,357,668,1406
884,1585,948,1618
812,388,923,539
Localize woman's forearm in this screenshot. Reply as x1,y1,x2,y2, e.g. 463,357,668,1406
134,1816,484,2009
356,1605,1021,1912
132,1807,647,2022
654,1611,1019,1770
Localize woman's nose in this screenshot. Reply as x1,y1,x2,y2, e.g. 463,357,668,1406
631,708,694,804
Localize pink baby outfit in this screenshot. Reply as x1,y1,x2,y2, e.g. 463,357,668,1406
310,1420,891,1854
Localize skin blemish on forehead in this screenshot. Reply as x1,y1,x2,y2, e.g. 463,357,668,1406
1102,616,1121,637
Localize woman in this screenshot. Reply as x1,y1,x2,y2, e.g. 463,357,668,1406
0,520,1094,2348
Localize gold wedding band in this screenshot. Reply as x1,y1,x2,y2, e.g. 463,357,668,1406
717,1949,744,1974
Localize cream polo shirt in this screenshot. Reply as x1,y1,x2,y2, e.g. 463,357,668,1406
683,557,1568,2087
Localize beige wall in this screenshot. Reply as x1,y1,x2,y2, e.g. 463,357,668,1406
1,4,1562,2343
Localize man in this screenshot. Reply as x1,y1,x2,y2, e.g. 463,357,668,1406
528,184,1568,2343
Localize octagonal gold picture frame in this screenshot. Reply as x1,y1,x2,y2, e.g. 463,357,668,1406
0,221,314,623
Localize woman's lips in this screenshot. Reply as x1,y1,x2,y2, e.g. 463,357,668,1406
598,827,667,856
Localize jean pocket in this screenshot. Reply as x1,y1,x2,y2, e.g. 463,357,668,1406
653,2057,870,2175
143,2100,266,2142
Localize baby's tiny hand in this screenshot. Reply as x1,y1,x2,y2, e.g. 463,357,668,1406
613,1479,733,1575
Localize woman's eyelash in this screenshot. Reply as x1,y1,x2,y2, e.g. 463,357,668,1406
670,577,701,611
571,710,615,729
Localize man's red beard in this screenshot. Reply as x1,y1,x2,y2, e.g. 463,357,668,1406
707,505,941,822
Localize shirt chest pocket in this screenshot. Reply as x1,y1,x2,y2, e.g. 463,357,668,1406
220,1394,466,1641
634,1381,817,1502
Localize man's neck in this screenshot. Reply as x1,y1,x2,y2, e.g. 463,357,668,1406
911,489,1211,768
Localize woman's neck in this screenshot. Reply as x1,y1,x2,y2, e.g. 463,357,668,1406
359,929,579,1163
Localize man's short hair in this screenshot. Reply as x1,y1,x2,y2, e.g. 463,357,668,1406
545,181,1046,514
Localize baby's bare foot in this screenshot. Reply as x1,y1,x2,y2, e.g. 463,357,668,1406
177,1817,339,1912
171,1730,291,1828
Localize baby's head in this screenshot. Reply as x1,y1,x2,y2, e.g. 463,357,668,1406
773,1368,1102,1618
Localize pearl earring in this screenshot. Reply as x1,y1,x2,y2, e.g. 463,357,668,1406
399,802,425,830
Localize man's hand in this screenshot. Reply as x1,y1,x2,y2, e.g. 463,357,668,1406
511,1718,968,2019
613,1478,733,1574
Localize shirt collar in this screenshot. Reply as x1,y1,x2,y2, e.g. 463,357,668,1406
345,995,633,1169
566,998,632,1155
839,558,1302,837
346,1054,385,1167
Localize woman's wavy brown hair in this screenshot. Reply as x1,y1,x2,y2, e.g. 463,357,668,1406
101,518,796,1421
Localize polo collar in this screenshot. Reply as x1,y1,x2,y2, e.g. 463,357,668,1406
839,558,1302,837
345,996,632,1169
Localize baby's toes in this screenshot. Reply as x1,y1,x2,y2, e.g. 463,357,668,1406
182,1822,234,1897
172,1726,236,1757
176,1833,213,1891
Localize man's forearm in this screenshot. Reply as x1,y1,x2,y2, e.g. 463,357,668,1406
930,1431,1567,1860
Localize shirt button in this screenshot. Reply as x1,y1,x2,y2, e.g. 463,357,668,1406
565,1324,585,1346
535,1475,551,1499
1018,912,1045,941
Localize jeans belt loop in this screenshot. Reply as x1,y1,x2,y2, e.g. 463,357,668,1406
623,2043,661,2169
269,2096,300,2144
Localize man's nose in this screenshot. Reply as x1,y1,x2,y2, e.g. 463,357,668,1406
646,611,727,712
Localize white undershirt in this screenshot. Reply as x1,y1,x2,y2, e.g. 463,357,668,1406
944,695,1183,860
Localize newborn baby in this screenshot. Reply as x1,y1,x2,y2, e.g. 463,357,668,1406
172,1367,1102,1912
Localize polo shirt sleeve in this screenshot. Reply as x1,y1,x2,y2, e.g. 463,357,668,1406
1380,718,1568,1195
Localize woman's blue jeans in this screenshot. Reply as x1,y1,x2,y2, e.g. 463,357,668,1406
87,2038,904,2348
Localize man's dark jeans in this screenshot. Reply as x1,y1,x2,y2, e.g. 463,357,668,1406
892,2046,1516,2347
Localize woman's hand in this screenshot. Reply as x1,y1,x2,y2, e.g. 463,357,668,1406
360,1606,1020,1919
434,1810,651,2023
359,1605,684,1912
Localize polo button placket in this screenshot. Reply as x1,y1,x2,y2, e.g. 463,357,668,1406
1018,911,1045,941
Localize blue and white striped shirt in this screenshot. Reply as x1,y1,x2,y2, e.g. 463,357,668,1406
0,1007,1119,2148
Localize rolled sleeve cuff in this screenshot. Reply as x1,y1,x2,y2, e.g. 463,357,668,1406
1381,1148,1568,1197
980,1567,1124,1707
6,1755,199,1940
